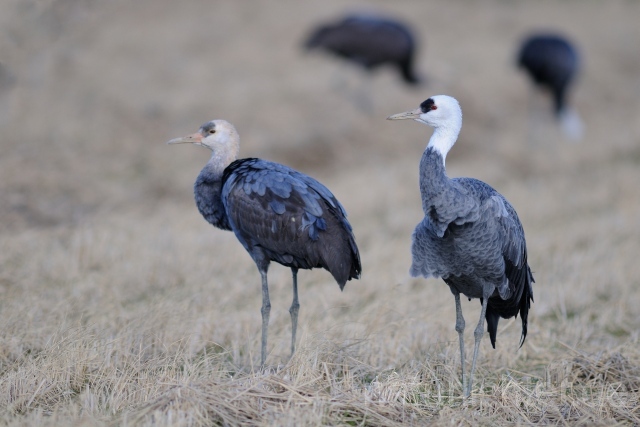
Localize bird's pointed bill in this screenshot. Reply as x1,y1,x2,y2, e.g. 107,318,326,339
167,132,203,145
386,108,422,120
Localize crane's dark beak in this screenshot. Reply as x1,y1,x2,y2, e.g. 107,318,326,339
167,132,203,145
387,107,422,121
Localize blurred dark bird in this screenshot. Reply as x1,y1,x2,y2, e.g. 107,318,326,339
517,33,583,140
388,96,534,397
304,14,421,86
168,120,361,366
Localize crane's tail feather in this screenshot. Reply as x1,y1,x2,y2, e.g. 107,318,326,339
486,263,534,349
486,308,500,349
518,266,535,348
348,233,362,281
321,205,361,290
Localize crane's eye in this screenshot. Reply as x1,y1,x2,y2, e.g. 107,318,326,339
431,105,437,110
208,129,216,134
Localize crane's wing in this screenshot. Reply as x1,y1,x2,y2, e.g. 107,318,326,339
410,178,488,278
477,190,532,295
437,177,533,297
496,197,532,279
220,158,358,274
483,191,535,348
423,181,482,238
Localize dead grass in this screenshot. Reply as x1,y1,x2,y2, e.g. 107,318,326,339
1,0,640,425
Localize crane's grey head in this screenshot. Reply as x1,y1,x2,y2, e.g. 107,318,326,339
167,120,240,163
387,95,462,129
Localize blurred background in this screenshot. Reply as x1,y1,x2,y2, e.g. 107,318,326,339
1,0,637,235
1,0,640,380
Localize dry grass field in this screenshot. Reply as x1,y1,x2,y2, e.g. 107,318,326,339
1,0,640,425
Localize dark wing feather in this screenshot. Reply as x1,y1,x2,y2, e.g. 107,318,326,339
484,192,535,348
222,158,361,286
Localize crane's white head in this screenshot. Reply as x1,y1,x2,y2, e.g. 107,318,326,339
167,119,240,166
387,95,462,162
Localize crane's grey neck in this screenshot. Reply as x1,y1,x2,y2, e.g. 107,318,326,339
421,147,448,184
425,119,461,166
418,147,449,214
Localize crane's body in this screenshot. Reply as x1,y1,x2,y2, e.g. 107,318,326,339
388,96,534,397
170,120,361,365
412,149,532,345
195,157,360,284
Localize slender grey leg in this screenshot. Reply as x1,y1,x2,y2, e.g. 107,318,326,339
526,84,535,146
330,65,349,93
468,291,490,397
289,267,300,358
454,292,467,396
259,270,271,367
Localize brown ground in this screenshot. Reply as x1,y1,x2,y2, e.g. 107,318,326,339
1,0,640,425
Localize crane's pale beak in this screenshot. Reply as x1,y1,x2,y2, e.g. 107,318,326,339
167,132,203,145
387,108,422,121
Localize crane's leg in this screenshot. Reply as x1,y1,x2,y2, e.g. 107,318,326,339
354,73,374,115
289,267,300,358
259,270,271,367
453,292,467,396
468,290,490,397
526,84,545,146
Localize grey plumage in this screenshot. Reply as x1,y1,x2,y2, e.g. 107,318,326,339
388,96,534,397
169,120,361,366
304,14,421,85
411,151,533,343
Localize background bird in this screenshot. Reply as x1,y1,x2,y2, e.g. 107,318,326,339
387,96,534,397
517,33,583,140
304,14,421,85
168,120,361,366
304,13,421,112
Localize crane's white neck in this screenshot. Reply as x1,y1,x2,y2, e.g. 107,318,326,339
206,139,239,173
208,149,237,171
426,119,461,166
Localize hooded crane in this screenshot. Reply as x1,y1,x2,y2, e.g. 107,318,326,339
388,96,534,397
304,14,421,86
517,33,582,140
168,120,361,366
